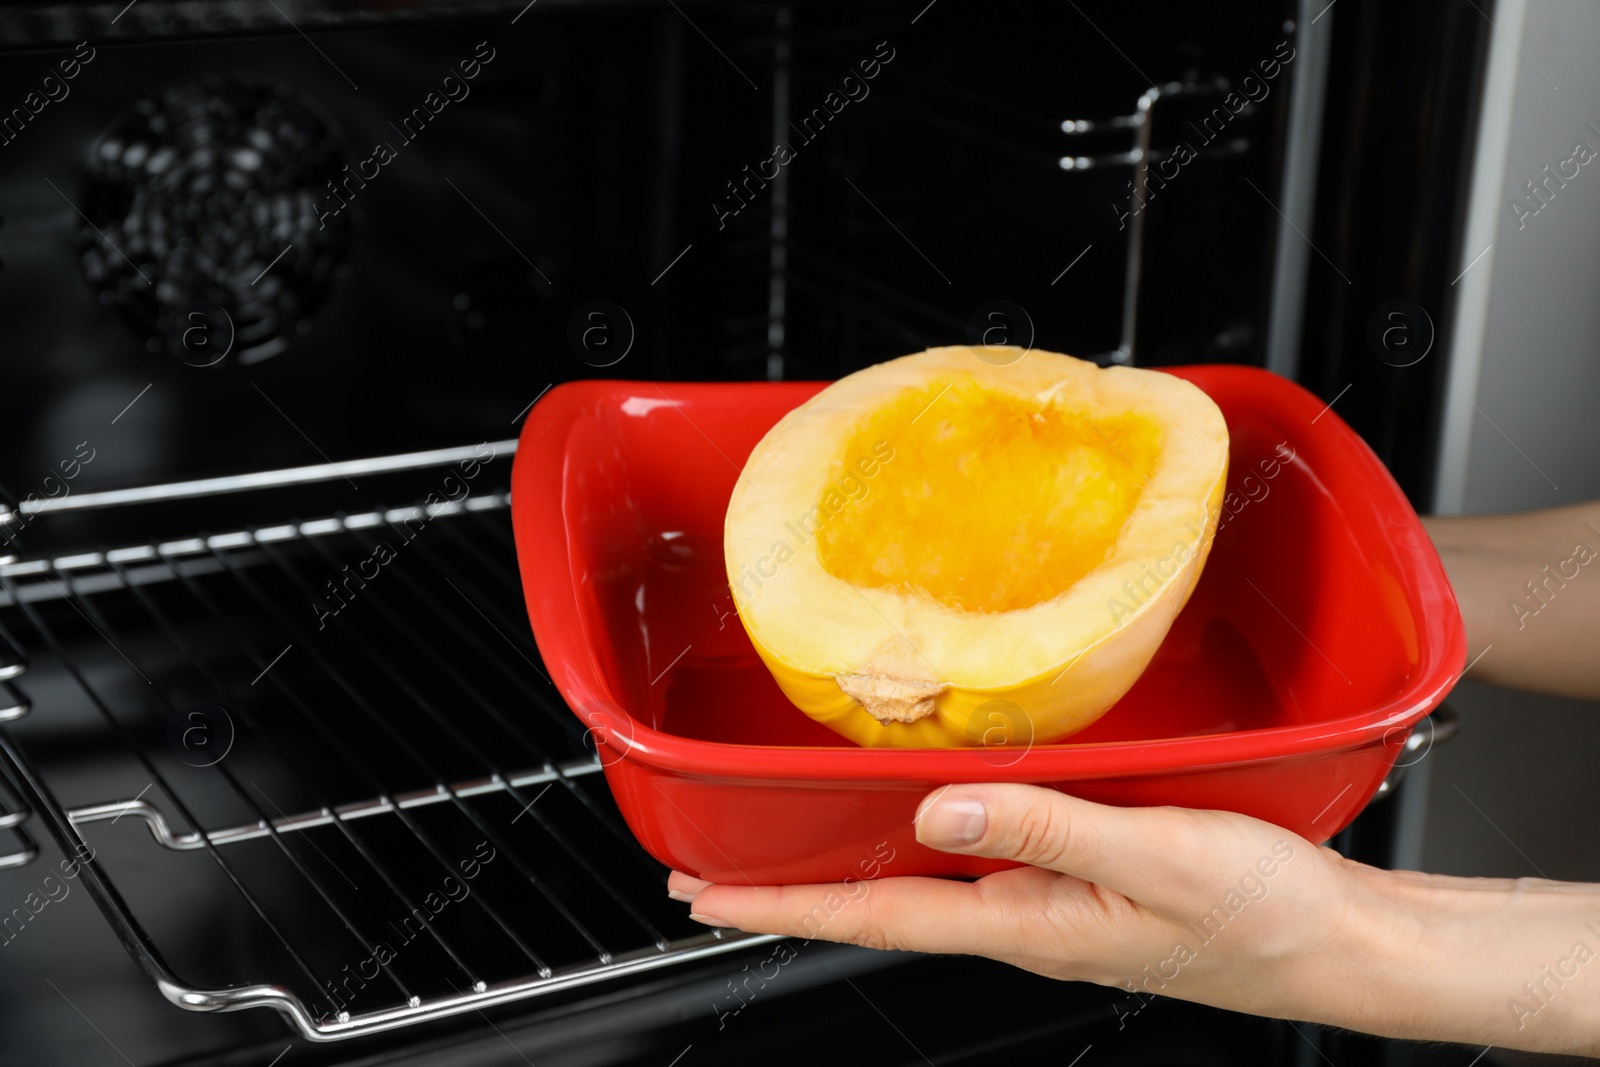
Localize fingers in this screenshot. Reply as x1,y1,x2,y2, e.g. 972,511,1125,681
668,871,711,903
692,875,978,950
678,866,1080,959
914,783,1191,904
666,788,1321,990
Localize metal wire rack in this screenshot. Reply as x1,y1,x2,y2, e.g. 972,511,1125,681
0,443,776,1042
0,750,35,870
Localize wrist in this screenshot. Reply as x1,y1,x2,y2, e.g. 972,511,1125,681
1303,865,1600,1055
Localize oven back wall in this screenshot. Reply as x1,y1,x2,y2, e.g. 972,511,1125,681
0,1,1291,499
0,15,767,494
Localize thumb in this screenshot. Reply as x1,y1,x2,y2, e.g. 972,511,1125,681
914,783,1175,902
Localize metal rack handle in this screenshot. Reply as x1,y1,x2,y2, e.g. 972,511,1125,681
1374,703,1460,800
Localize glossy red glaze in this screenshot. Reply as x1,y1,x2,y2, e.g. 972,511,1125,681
512,367,1465,884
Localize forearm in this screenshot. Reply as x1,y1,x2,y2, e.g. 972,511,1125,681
1423,505,1600,699
1276,867,1600,1055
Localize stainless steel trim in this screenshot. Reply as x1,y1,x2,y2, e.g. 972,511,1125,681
1434,0,1526,515
0,439,518,523
71,760,605,851
1264,4,1334,380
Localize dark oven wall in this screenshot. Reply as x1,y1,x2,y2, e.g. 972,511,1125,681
0,0,1292,501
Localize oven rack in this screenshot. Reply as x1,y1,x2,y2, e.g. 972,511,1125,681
0,618,34,869
68,759,610,854
0,444,778,1042
0,754,36,870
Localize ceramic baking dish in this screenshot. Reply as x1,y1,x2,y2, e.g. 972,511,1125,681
511,366,1464,884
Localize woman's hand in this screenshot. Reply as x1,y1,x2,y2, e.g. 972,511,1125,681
668,783,1600,1057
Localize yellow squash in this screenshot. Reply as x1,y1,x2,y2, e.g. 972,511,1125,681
723,346,1229,748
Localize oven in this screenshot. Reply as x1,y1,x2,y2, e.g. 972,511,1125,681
0,0,1490,1063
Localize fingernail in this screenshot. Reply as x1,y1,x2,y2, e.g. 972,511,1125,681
671,872,724,919
666,872,712,903
916,795,988,848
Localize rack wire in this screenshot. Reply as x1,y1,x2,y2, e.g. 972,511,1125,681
0,760,35,871
0,445,776,1042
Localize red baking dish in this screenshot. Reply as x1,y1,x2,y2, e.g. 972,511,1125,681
511,366,1464,885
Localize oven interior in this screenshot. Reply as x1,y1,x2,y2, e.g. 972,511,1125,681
0,0,1470,1062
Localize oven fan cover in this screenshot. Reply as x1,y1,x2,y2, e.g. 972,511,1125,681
75,73,351,367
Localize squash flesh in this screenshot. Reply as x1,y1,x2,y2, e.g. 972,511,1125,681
723,346,1229,749
815,379,1161,613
